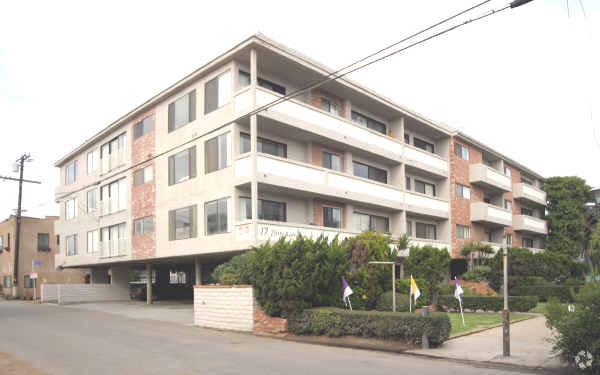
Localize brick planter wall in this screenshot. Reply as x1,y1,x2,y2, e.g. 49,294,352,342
253,305,287,336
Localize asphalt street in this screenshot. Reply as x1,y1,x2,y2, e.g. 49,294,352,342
0,301,550,375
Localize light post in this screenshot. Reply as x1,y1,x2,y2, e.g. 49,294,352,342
502,235,510,357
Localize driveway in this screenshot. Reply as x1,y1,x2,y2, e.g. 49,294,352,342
0,301,558,375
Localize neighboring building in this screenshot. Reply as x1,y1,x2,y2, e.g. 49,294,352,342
52,34,546,296
0,215,87,299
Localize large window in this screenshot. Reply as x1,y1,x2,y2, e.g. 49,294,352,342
100,178,127,214
506,233,513,246
87,230,98,253
455,184,471,199
351,111,386,134
456,225,471,239
352,161,387,184
522,237,534,248
134,115,153,139
239,197,286,222
134,165,154,186
65,160,77,184
37,233,50,251
323,206,341,229
205,71,232,114
206,199,229,235
415,179,436,196
100,133,127,172
134,216,154,236
240,133,287,158
205,133,231,173
521,207,534,216
321,98,339,116
168,147,196,185
87,149,98,174
87,190,97,213
100,223,127,257
65,198,77,220
414,137,434,153
504,200,513,211
322,151,341,172
66,234,77,256
504,166,511,177
355,213,389,233
415,222,437,240
168,91,196,132
239,71,286,95
454,143,470,161
169,206,197,240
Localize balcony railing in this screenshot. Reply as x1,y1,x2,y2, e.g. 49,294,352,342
513,183,546,207
404,191,449,218
100,238,129,258
513,215,548,235
98,199,125,216
471,202,513,227
101,150,127,174
469,164,512,192
403,145,449,177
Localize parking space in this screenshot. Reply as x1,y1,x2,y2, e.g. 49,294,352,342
63,300,194,325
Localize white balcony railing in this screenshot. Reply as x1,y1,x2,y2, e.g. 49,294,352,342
471,202,513,227
513,215,548,234
403,145,449,176
513,183,546,207
405,191,449,217
101,150,127,174
100,238,129,258
470,164,512,192
98,198,126,216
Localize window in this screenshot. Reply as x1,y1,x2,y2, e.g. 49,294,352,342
205,199,229,235
100,223,127,257
351,111,386,134
36,233,50,251
485,230,493,242
506,233,513,246
87,190,97,213
66,234,77,256
406,220,413,236
134,165,154,186
413,137,435,153
454,143,470,160
169,205,197,240
415,222,437,240
353,161,387,183
521,207,534,216
354,213,389,233
87,230,98,253
456,225,471,239
205,133,231,173
205,70,232,114
65,198,77,220
455,184,471,199
168,147,196,185
521,176,533,185
239,71,286,95
134,216,154,235
240,133,287,158
24,275,34,289
320,98,338,115
134,115,153,139
87,150,98,174
100,178,127,214
322,152,341,172
0,235,3,251
323,207,342,229
522,237,534,248
404,133,410,144
55,234,59,246
406,176,411,190
504,166,511,177
65,160,77,184
169,90,196,131
415,180,436,196
3,276,11,288
239,198,287,222
504,200,513,211
100,133,127,172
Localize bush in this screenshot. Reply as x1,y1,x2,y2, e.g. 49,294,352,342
212,251,254,285
375,292,410,312
545,283,600,372
405,245,451,305
396,278,431,307
511,284,582,302
462,265,491,282
438,295,538,312
287,307,451,347
438,284,473,297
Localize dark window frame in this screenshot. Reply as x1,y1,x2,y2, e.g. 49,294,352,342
205,133,231,174
352,161,387,184
414,179,436,197
134,165,154,186
168,90,196,132
134,216,154,236
350,111,386,135
239,70,286,95
168,205,197,241
37,233,50,251
65,160,77,185
415,222,437,240
454,143,470,160
323,206,342,229
322,151,341,171
168,147,196,185
413,137,435,153
205,198,229,235
134,115,153,139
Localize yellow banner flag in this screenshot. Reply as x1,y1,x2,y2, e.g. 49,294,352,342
410,275,421,301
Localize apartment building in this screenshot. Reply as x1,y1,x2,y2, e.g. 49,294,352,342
0,215,87,298
53,34,546,299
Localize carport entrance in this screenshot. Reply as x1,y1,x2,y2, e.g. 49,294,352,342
64,300,194,325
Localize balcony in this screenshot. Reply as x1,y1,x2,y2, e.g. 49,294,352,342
404,192,449,218
470,202,513,227
100,238,129,258
98,199,126,216
101,150,127,174
403,145,449,177
469,164,512,193
513,183,546,207
513,215,548,235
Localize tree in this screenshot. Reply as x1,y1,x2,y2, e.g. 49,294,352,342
405,245,451,306
544,176,590,259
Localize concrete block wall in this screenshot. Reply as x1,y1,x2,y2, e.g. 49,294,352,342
41,284,59,303
55,284,130,304
194,286,254,332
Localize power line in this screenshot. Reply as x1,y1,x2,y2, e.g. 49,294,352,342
53,0,530,203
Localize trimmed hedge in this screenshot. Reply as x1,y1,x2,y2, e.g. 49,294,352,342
510,284,581,302
288,307,451,347
375,292,410,312
438,295,538,312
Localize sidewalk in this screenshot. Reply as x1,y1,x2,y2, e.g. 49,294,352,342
407,315,566,371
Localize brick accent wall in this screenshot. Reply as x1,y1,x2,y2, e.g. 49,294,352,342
131,111,156,260
254,305,287,335
310,89,346,119
194,286,254,332
313,199,345,229
311,143,345,172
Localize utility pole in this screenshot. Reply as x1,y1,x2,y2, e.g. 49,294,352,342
502,235,510,357
0,154,41,298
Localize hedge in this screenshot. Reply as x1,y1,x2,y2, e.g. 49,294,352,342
287,307,451,347
510,284,581,302
438,295,538,312
375,292,410,312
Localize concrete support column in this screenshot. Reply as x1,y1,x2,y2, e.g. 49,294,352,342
344,204,354,231
146,262,152,305
306,141,313,164
343,151,352,174
195,257,202,286
391,117,404,142
343,98,351,120
399,261,405,279
250,48,259,245
306,198,314,225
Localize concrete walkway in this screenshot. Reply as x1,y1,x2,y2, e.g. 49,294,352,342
407,316,566,371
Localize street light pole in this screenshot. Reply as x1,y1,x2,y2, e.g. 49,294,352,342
502,235,510,357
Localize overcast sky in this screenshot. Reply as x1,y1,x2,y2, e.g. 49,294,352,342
0,0,598,219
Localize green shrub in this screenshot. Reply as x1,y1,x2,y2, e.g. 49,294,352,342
511,284,582,302
287,307,451,347
511,276,546,288
438,295,538,312
375,292,410,312
545,283,600,372
396,278,431,307
438,284,473,297
404,245,451,305
212,251,254,285
462,265,491,282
